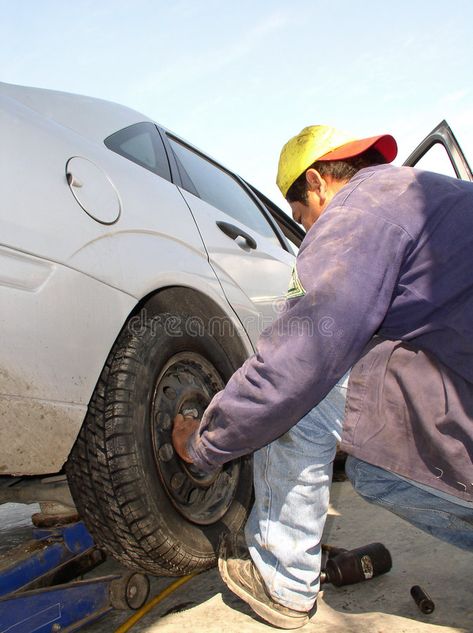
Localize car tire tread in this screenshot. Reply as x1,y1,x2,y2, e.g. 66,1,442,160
67,314,252,575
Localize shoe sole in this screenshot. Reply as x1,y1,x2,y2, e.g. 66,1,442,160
218,555,309,629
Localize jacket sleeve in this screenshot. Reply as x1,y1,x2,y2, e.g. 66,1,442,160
187,205,413,472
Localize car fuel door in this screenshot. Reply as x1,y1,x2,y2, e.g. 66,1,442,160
403,120,473,181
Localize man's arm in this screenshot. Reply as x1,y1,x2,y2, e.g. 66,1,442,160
181,205,412,472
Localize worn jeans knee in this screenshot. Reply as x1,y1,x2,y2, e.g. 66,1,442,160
346,456,473,552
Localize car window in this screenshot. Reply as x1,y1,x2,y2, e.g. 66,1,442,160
281,235,299,256
104,122,171,181
167,136,280,244
403,121,473,181
412,141,458,178
247,183,305,255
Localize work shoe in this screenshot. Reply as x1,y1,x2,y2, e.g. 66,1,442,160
218,532,312,629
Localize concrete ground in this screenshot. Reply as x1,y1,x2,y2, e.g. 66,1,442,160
1,480,473,632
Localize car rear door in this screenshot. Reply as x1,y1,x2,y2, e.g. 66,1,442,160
403,120,473,181
162,132,296,345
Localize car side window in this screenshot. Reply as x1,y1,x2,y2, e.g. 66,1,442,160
167,136,280,244
248,184,305,254
104,123,171,181
403,121,472,181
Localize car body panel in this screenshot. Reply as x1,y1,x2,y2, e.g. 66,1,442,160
0,92,203,267
0,248,253,475
0,82,295,475
177,188,293,344
0,82,154,143
0,251,136,474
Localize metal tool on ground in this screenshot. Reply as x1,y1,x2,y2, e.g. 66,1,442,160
114,573,198,633
0,521,150,632
410,585,435,614
0,518,394,633
114,541,394,632
320,542,392,587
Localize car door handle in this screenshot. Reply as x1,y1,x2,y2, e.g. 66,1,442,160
216,221,257,249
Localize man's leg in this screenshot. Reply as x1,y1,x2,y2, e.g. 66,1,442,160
219,375,348,628
346,457,473,551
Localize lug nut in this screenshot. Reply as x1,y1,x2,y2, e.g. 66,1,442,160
188,489,200,504
156,412,171,429
163,387,177,400
181,407,199,418
170,473,186,490
158,443,174,462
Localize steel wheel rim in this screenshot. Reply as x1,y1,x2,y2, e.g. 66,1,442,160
151,352,240,525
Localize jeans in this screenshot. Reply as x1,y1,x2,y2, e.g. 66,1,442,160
244,374,348,612
244,374,473,612
345,457,473,552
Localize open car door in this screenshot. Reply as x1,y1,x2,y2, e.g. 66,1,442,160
403,120,473,181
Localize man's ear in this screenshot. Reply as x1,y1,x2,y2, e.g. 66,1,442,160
305,169,327,202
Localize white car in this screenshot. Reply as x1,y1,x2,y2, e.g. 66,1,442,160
0,82,471,576
0,82,302,576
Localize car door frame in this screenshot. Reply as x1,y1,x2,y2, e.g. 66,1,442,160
245,182,305,250
403,119,473,181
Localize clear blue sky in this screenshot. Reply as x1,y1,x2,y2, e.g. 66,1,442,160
1,0,472,206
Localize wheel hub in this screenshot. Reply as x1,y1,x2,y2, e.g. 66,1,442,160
151,352,240,525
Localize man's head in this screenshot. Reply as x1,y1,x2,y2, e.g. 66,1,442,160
277,125,398,231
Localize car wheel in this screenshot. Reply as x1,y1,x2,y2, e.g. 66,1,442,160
66,310,253,575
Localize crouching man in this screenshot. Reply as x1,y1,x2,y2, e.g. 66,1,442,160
173,125,473,629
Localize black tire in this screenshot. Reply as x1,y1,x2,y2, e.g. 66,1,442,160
66,310,253,576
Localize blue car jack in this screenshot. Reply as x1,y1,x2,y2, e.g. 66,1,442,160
0,521,149,633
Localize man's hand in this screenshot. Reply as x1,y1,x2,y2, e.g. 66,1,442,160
172,414,201,463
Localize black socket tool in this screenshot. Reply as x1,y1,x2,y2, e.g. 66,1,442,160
320,542,392,587
410,585,435,614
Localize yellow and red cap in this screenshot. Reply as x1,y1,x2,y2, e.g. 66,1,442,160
277,125,397,198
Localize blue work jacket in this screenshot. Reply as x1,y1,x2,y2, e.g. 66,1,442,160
188,164,473,501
